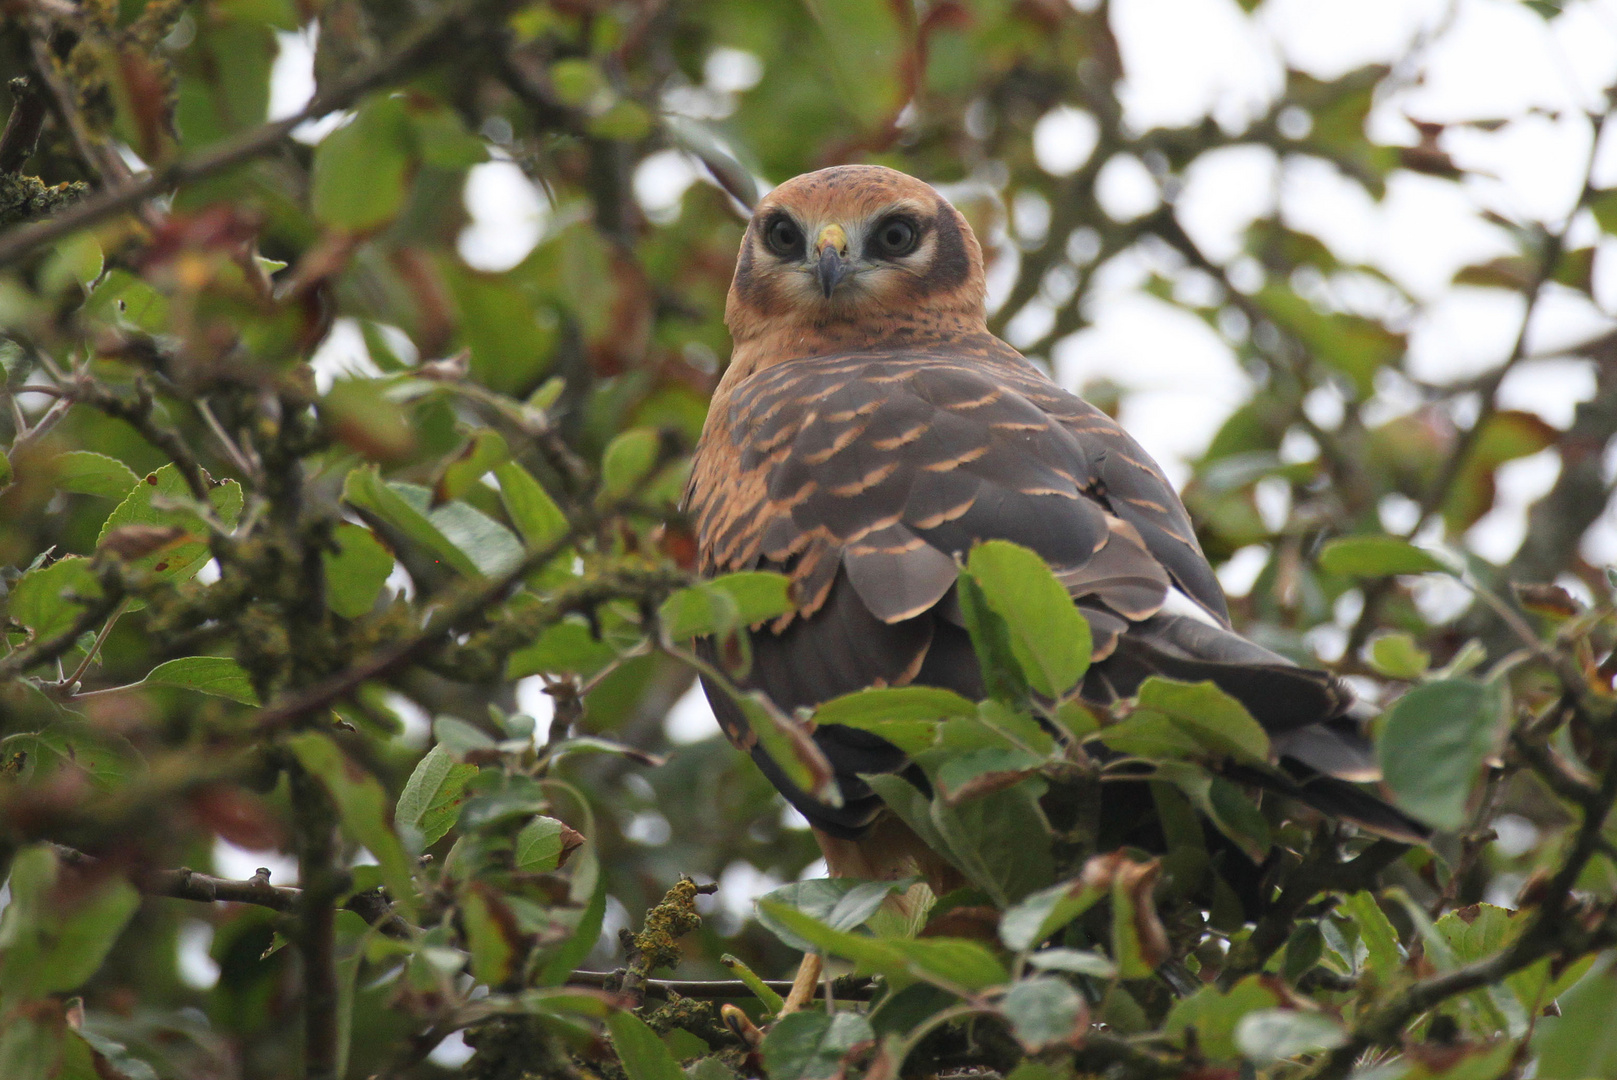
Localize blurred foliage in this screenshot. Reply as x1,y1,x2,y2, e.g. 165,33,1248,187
0,1,1615,1079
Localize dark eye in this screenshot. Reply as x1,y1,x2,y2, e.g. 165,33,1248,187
872,217,919,257
763,215,803,257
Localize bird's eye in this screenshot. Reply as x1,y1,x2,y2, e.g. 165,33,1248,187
763,215,803,257
872,217,919,257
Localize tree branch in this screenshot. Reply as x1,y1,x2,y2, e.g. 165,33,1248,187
49,844,411,937
0,0,520,268
564,970,875,1002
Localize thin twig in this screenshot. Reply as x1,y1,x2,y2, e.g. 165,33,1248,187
56,597,128,691
0,579,124,680
195,398,257,480
0,76,48,173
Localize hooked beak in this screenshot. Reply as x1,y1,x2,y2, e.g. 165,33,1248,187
815,223,850,298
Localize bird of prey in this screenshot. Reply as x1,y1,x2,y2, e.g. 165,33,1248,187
686,164,1427,898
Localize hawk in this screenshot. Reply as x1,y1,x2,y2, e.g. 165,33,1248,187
686,165,1426,899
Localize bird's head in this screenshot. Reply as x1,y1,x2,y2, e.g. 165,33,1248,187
724,165,988,355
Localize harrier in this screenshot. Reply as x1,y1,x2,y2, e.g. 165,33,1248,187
686,165,1425,908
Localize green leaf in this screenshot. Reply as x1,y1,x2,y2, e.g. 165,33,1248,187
1368,632,1430,679
1444,410,1560,531
536,880,606,986
515,816,584,872
434,715,497,757
311,97,413,228
1533,957,1617,1079
1234,1010,1348,1063
1377,679,1502,830
928,770,1054,906
143,656,260,705
1026,948,1117,977
1318,536,1449,577
322,377,416,462
41,232,103,295
288,733,419,919
1341,891,1402,979
506,619,618,679
965,541,1091,698
1164,977,1285,1062
9,556,101,641
956,567,1031,707
936,747,1044,803
323,523,395,619
494,460,569,550
1135,678,1270,765
74,1029,158,1080
1097,679,1270,770
443,267,557,395
1148,763,1271,862
727,688,837,803
1438,903,1576,1030
98,464,242,583
686,1055,739,1080
412,104,486,168
810,686,976,754
601,428,661,499
659,582,746,640
755,900,1007,991
1255,285,1403,396
802,0,910,128
394,483,523,577
756,878,912,953
589,101,653,140
608,1011,686,1080
51,451,139,500
344,469,521,578
0,722,144,791
436,429,510,504
395,745,478,847
462,885,518,986
1001,977,1086,1051
1592,189,1617,235
720,953,786,1013
761,1012,875,1080
999,874,1107,951
0,1010,63,1077
710,571,794,624
0,846,140,1001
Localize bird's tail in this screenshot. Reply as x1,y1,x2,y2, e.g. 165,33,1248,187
1087,611,1433,844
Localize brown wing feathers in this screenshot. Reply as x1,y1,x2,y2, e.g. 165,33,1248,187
690,338,1428,845
689,165,1429,859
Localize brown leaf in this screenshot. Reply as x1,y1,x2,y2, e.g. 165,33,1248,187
940,766,1040,805
189,785,287,852
1513,582,1582,619
920,904,1001,940
1115,855,1171,973
97,524,191,561
554,821,586,869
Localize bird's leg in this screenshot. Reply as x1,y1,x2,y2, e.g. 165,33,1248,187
780,952,823,1014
